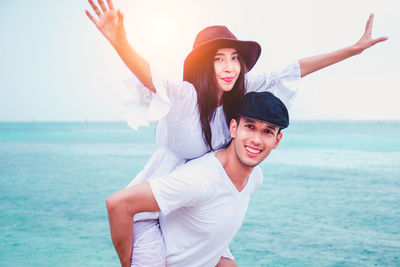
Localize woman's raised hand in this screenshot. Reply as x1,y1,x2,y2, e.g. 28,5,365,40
86,0,155,92
298,13,388,78
354,13,388,54
85,0,127,48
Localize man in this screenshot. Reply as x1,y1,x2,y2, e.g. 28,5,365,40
106,91,289,267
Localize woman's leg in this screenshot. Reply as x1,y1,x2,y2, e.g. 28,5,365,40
216,257,239,267
216,247,238,267
131,219,166,267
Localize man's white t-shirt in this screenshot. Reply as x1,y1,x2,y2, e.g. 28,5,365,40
149,152,263,267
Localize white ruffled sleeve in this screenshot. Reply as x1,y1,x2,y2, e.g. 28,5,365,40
121,65,197,129
245,61,301,109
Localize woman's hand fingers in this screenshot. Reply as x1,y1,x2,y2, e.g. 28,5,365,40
106,0,115,10
88,0,102,18
85,9,98,25
364,13,374,37
85,0,126,47
97,0,108,13
371,36,389,46
117,9,124,21
357,13,388,51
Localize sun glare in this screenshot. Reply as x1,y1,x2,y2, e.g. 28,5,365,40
151,17,171,40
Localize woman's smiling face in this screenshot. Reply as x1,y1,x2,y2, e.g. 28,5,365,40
214,48,241,95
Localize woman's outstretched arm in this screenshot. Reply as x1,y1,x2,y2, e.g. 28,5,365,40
299,13,388,78
85,0,156,92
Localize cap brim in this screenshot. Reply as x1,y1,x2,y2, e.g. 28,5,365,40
237,114,286,129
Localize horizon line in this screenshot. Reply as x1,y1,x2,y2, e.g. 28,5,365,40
1,119,399,124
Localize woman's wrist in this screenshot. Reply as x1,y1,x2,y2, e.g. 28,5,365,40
112,34,129,52
350,42,365,56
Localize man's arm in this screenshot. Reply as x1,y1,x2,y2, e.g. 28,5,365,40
106,182,160,267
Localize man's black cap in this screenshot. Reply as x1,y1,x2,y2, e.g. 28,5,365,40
236,91,289,129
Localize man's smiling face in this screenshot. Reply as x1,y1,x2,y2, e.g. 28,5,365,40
230,117,282,168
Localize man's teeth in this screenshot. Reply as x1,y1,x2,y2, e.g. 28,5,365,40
246,146,261,154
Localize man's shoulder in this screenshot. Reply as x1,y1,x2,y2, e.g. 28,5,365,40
170,152,220,180
164,152,220,197
181,152,217,171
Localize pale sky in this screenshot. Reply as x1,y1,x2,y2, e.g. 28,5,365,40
0,0,399,122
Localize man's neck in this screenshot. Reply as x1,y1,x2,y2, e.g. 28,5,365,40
215,146,253,192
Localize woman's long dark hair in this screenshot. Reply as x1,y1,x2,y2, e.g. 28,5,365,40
191,49,247,151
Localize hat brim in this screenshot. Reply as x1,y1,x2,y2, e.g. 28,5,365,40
183,39,261,83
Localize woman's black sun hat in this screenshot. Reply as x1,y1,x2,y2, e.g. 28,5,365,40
183,25,261,83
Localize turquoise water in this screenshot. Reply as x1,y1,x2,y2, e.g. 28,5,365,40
1,122,399,266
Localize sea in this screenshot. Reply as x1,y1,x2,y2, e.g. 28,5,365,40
1,121,399,267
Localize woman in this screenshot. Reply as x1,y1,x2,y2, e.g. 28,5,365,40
85,1,387,266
